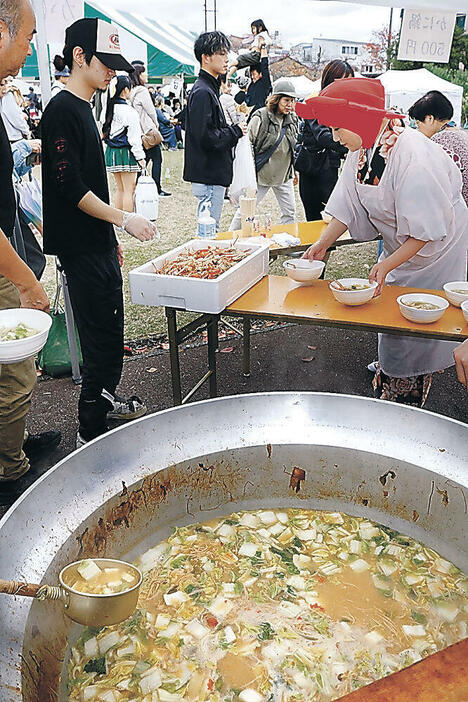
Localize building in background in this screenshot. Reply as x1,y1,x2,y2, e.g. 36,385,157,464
291,37,379,75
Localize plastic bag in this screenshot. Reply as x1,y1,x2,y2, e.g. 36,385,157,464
134,174,159,221
229,135,257,206
17,177,42,234
38,270,82,377
38,311,83,377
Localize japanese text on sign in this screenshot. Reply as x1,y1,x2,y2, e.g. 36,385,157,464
398,9,456,64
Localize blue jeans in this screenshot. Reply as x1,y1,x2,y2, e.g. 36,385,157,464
191,183,226,230
163,127,177,150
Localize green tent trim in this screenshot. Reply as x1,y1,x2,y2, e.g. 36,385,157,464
22,4,195,80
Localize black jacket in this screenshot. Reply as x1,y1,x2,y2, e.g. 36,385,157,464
246,57,272,114
183,70,243,187
0,116,15,238
297,119,347,169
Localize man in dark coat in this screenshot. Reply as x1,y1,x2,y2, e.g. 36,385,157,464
246,46,272,115
183,31,246,230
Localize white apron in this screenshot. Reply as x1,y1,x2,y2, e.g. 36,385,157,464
327,127,468,377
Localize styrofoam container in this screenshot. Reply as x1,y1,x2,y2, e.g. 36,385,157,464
460,299,468,323
129,239,270,314
329,278,378,306
443,281,468,308
397,293,448,323
0,308,52,364
283,259,325,285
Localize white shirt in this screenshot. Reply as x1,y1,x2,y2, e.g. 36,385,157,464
243,30,272,49
109,102,144,161
327,126,468,377
51,81,65,97
0,90,29,141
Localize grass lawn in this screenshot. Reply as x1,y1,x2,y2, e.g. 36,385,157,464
41,149,378,341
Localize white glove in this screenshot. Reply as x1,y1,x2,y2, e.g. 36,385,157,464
122,212,157,242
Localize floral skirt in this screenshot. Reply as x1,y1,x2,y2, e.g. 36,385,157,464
105,145,139,173
372,365,436,408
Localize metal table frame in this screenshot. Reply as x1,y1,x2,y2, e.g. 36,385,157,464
228,303,468,379
165,308,219,405
163,234,382,403
166,296,468,405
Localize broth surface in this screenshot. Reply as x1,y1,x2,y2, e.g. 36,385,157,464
404,301,440,310
67,509,468,701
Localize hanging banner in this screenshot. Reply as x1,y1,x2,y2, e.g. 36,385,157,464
168,77,183,97
398,9,457,63
45,0,84,44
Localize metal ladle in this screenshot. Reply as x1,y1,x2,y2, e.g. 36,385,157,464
0,558,142,627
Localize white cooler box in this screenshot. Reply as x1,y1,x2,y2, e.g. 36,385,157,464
129,239,270,314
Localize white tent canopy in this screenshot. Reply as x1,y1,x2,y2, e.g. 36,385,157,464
379,67,464,125
88,0,198,71
284,75,321,99
317,0,465,9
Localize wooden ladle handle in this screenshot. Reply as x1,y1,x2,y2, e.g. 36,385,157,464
0,579,42,598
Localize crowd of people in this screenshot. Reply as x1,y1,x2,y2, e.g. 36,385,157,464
1,0,468,502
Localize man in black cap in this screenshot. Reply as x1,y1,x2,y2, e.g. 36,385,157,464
42,18,158,447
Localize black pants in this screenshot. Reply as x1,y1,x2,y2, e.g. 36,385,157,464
145,144,162,193
20,211,46,280
298,167,339,222
60,249,124,441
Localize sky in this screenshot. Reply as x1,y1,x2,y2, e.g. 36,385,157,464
106,0,398,47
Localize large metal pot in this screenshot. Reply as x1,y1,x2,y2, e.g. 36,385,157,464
1,392,467,702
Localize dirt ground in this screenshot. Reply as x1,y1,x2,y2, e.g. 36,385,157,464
1,321,466,516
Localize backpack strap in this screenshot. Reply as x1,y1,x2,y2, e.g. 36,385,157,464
254,124,287,172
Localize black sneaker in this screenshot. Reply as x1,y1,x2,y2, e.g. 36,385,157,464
23,431,61,461
105,393,147,422
0,462,50,503
159,190,172,197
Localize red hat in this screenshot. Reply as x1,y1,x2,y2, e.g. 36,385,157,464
295,77,404,149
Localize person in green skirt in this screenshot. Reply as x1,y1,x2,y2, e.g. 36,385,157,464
103,75,145,212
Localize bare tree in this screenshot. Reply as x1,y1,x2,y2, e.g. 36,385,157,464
366,25,399,72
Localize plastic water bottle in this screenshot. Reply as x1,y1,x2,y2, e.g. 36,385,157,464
197,202,216,239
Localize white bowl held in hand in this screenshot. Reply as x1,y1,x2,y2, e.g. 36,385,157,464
443,281,468,308
283,259,325,285
461,300,468,323
0,308,52,364
329,278,378,306
397,293,448,324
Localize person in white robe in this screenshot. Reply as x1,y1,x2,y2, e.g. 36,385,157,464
296,77,468,407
